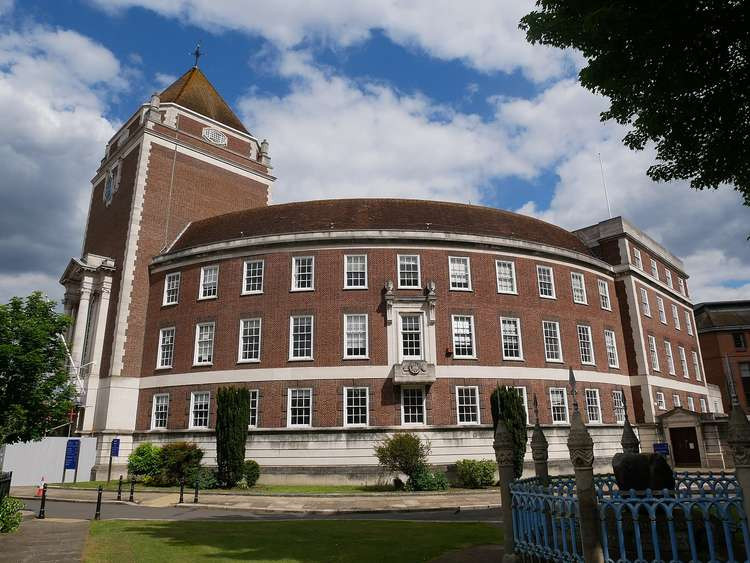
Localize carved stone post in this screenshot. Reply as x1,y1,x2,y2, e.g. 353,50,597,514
494,419,519,563
620,388,640,454
530,394,549,485
726,365,750,520
567,368,604,563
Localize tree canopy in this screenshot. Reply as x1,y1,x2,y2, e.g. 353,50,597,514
0,292,75,445
521,1,750,204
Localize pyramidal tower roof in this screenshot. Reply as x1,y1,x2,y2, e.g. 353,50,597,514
159,67,248,134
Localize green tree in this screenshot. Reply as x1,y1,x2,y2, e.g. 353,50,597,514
374,432,430,481
215,386,250,487
490,386,528,478
520,2,750,205
0,292,74,445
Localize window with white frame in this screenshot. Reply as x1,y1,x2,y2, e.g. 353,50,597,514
650,259,658,279
194,322,215,365
585,389,602,423
151,393,169,429
292,256,314,290
633,248,643,269
248,390,259,427
500,317,523,360
678,346,689,378
238,318,261,362
598,279,611,310
190,391,210,428
604,330,619,368
287,388,312,426
577,325,595,365
451,315,476,358
571,272,587,304
400,314,423,360
515,386,529,424
543,321,563,362
289,315,314,360
344,387,368,426
344,314,368,358
672,304,681,329
243,259,264,294
648,335,660,372
673,394,681,408
199,265,218,299
456,386,480,424
657,297,667,324
665,270,673,288
640,287,651,317
537,265,556,298
687,396,695,411
449,257,471,290
163,272,180,305
398,255,421,288
664,341,676,375
550,387,569,424
344,255,367,288
496,260,517,294
700,398,707,413
401,386,425,424
692,351,701,381
678,278,686,295
685,312,694,335
655,392,666,410
157,327,175,369
612,390,625,423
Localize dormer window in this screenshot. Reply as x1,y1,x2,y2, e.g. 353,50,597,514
202,127,228,146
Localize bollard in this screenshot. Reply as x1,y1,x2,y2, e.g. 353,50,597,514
194,480,199,504
129,479,135,502
179,478,185,504
37,483,47,519
117,475,123,501
94,485,103,520
494,419,518,563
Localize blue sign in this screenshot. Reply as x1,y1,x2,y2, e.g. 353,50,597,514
64,439,80,470
653,442,670,456
110,438,120,457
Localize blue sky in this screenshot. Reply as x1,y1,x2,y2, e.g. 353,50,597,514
0,0,748,303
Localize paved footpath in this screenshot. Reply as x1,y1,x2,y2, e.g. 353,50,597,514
0,517,89,563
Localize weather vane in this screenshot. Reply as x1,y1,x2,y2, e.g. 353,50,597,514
191,42,203,68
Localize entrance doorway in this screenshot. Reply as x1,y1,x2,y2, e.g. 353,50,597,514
669,427,701,466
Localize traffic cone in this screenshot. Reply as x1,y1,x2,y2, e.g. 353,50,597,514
35,477,45,497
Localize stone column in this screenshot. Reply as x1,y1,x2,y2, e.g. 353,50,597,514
726,367,750,520
494,419,519,563
530,394,549,484
567,369,604,563
620,388,640,454
69,279,93,371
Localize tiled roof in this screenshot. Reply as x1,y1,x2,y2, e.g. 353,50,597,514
168,198,593,256
159,67,248,133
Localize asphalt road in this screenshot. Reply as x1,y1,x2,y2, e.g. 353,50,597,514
21,498,502,523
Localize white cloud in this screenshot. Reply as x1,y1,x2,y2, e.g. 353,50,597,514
0,26,120,303
88,0,574,81
155,72,177,88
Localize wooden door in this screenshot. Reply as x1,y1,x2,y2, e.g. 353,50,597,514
669,427,701,466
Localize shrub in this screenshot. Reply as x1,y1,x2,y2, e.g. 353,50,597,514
455,459,496,488
405,467,449,492
0,497,24,533
158,442,204,485
127,443,162,479
215,387,250,487
490,386,528,479
243,460,260,487
374,433,430,480
186,466,218,490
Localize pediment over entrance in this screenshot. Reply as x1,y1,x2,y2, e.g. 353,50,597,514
657,407,701,425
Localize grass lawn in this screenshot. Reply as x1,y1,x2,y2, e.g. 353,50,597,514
84,520,502,562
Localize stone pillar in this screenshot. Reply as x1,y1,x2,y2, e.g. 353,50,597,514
620,388,640,454
726,375,750,520
69,279,93,371
567,369,604,563
494,419,518,563
530,394,549,484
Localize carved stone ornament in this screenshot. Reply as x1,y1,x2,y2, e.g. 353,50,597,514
728,404,750,468
493,419,515,467
384,279,394,295
620,418,640,455
403,361,426,376
531,422,549,463
567,409,594,468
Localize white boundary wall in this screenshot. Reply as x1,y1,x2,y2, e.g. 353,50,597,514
1,437,97,486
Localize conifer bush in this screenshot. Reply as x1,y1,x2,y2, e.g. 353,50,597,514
215,387,250,487
490,386,528,478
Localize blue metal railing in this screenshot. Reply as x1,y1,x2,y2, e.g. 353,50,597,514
510,476,583,562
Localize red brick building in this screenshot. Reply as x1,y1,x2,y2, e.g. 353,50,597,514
60,67,724,481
